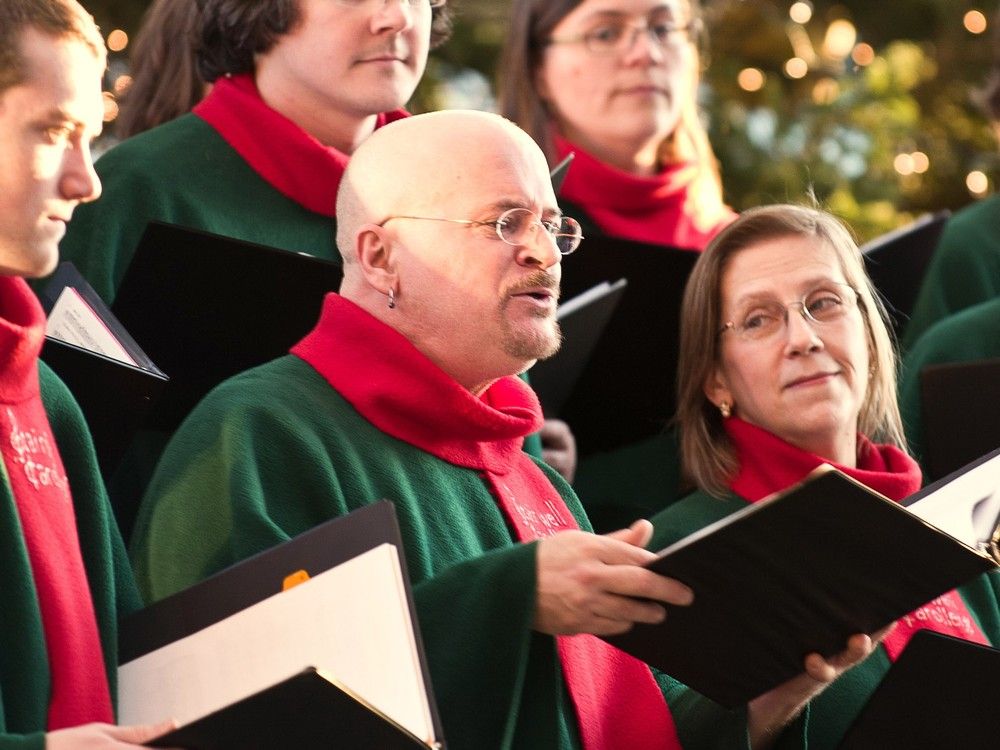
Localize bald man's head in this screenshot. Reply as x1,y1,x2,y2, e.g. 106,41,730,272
336,110,552,266
334,109,566,394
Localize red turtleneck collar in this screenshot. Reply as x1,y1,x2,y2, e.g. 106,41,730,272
194,73,409,217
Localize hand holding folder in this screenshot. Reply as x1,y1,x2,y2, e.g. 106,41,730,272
605,463,999,708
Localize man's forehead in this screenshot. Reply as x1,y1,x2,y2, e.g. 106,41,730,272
19,32,104,128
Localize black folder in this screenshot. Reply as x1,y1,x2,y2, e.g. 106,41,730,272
38,262,169,478
39,338,167,478
605,466,997,708
838,631,1000,749
920,357,1000,482
861,211,949,338
121,502,445,749
556,237,699,456
148,668,431,749
530,278,627,417
110,221,344,432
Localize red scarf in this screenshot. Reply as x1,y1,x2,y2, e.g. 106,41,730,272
0,276,113,729
194,73,409,217
292,294,680,750
555,134,735,249
725,417,991,660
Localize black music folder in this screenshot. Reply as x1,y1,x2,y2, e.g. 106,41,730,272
110,221,344,432
121,502,445,749
861,211,949,338
530,278,627,417
606,466,998,708
920,357,1000,482
557,237,699,456
838,631,1000,749
39,262,168,478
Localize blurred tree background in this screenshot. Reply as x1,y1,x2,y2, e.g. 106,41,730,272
81,0,1000,240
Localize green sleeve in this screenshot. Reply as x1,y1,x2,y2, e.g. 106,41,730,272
902,197,1000,351
0,734,45,750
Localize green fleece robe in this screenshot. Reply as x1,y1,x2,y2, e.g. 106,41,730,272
898,296,1000,475
902,195,1000,351
0,364,140,749
573,429,687,534
130,344,782,750
57,114,339,306
649,490,1000,750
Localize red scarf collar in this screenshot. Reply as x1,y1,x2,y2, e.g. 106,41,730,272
0,276,43,402
0,275,114,728
193,74,409,217
555,134,734,249
725,417,921,503
292,294,680,750
724,417,990,659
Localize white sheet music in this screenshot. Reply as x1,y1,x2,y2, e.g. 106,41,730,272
46,286,138,366
118,543,435,744
907,452,1000,550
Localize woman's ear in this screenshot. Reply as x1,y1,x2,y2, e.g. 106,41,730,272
704,367,732,411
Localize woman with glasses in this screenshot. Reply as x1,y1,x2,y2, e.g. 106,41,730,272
498,0,736,523
649,203,1000,748
498,0,733,249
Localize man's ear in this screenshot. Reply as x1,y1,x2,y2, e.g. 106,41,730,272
354,223,397,295
704,367,733,411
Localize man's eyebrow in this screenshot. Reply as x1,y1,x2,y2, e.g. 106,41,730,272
36,106,85,129
482,198,562,218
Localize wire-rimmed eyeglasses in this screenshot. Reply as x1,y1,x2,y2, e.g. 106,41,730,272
333,0,446,9
547,15,702,56
719,283,861,342
380,207,584,255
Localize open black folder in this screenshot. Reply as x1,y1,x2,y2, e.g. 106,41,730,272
838,630,1000,749
604,465,998,708
119,502,445,749
110,221,344,432
38,262,169,479
556,237,699,456
861,211,949,338
920,357,1000,482
529,278,627,417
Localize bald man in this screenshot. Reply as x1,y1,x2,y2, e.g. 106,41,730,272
131,111,878,750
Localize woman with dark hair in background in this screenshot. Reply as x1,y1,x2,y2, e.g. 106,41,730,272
115,0,206,139
498,0,733,248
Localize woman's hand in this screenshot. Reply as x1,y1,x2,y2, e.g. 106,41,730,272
746,624,894,749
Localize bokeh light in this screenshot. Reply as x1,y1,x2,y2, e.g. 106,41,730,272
737,67,766,92
785,57,809,79
964,11,988,34
106,29,128,52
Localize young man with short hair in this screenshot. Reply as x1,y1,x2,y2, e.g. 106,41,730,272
0,2,171,746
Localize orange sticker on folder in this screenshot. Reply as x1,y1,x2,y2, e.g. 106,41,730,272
282,570,310,590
